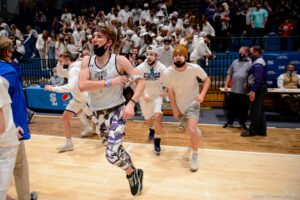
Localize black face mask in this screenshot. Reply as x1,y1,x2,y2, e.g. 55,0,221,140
239,54,246,60
93,41,108,57
174,61,185,68
63,64,69,69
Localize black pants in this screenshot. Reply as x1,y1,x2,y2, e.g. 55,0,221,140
249,86,267,134
226,92,249,125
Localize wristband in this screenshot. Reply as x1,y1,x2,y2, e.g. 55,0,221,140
106,79,111,87
130,99,137,104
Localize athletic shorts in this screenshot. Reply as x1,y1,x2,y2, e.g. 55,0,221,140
65,99,92,116
139,96,163,120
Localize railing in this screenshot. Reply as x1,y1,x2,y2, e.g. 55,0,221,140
20,59,57,85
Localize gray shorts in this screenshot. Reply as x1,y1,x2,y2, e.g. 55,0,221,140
179,104,200,126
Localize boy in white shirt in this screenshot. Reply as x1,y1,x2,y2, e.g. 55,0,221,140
45,52,93,152
136,45,167,155
161,45,211,172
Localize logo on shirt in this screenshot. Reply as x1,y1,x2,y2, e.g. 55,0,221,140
93,71,107,81
144,72,160,80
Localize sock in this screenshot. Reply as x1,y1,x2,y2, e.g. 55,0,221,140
66,138,72,144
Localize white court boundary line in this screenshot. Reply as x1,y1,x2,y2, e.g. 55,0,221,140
31,134,300,157
33,114,300,130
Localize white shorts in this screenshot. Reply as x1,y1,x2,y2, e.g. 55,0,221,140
65,99,92,116
139,96,163,120
0,145,18,198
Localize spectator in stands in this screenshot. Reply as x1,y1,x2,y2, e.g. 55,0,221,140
120,29,134,56
23,25,39,58
38,11,47,32
49,68,64,86
118,5,133,24
241,46,267,137
190,34,214,65
61,8,72,23
223,46,252,130
10,24,24,41
158,36,174,68
250,2,268,48
131,3,142,25
244,2,256,37
140,3,150,24
204,2,217,24
199,15,215,37
278,17,294,51
230,9,247,51
0,24,9,37
277,63,300,118
47,32,57,59
0,36,38,200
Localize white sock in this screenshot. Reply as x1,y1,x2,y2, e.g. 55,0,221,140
66,138,72,145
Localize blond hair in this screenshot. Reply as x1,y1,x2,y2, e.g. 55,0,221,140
0,37,13,60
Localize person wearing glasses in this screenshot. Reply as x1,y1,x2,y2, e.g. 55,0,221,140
135,45,167,155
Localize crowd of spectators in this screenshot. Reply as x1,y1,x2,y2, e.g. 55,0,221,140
0,0,299,65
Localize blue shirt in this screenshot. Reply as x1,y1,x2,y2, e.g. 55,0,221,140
251,8,268,28
0,60,30,140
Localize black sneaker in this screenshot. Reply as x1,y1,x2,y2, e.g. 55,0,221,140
127,168,143,196
30,191,38,200
148,128,155,140
137,169,144,192
154,138,161,155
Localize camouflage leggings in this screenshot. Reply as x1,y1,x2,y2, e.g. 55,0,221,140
92,105,134,170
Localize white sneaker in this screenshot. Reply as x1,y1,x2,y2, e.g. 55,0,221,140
190,152,198,172
80,126,93,138
56,142,73,153
178,124,185,132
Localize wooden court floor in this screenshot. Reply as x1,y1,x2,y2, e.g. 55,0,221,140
28,115,300,154
7,134,300,200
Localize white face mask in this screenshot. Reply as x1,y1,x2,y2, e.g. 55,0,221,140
173,55,185,63
164,44,170,49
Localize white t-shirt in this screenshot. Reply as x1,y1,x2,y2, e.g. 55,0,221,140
161,63,208,113
136,60,167,98
157,46,174,68
52,61,88,103
0,76,19,147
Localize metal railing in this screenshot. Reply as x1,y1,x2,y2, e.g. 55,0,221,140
20,59,57,85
